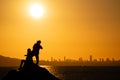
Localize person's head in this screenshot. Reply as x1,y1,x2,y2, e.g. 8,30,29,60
27,48,31,55
37,40,41,44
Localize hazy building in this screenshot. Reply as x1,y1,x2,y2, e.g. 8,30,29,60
64,56,66,61
90,55,92,62
51,57,53,62
79,57,83,62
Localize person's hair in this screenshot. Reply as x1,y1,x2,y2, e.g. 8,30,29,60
25,48,31,56
27,48,31,53
37,40,41,44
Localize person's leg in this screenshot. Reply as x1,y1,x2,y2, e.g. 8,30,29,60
35,55,39,65
19,60,25,70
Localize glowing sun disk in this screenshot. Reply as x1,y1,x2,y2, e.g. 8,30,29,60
30,3,44,18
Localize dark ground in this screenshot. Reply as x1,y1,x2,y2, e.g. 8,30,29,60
0,66,120,80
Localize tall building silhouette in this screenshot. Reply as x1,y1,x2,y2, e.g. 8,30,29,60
64,56,66,61
90,55,92,62
51,57,53,62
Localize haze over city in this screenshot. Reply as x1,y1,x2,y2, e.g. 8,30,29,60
0,0,120,60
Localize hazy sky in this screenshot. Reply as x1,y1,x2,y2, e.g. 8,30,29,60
0,0,120,60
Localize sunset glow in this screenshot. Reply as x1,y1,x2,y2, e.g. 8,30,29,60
29,3,44,18
0,0,120,61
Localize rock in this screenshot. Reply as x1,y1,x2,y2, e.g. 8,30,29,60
2,63,60,80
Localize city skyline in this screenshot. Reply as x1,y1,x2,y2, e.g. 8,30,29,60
44,55,120,62
0,54,120,67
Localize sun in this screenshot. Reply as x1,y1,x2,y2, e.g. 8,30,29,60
29,3,44,18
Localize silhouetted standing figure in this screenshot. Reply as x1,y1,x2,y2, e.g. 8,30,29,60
19,48,33,70
32,40,43,65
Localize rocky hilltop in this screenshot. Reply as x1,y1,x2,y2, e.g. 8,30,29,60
2,63,60,80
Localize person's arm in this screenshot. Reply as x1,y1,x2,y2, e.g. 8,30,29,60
40,45,43,49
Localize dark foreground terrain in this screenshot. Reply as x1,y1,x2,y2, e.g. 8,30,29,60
0,66,120,80
1,64,60,80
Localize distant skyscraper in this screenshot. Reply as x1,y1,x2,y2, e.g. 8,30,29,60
112,58,115,62
99,58,102,62
51,57,53,62
64,56,66,61
102,58,104,62
79,57,83,62
90,55,92,62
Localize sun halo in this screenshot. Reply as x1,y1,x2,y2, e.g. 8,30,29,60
29,3,44,18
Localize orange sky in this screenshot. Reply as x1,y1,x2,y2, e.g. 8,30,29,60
0,0,120,60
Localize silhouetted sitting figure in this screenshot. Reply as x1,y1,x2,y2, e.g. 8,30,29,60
18,48,33,70
32,40,43,65
2,41,60,80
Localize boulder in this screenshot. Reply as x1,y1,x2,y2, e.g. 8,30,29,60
2,64,60,80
